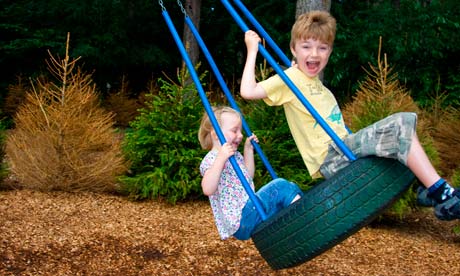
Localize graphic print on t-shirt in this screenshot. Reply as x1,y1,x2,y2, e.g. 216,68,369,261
313,105,342,128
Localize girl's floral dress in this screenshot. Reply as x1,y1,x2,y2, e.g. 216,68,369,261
200,150,254,239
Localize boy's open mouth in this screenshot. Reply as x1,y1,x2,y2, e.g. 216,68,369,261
307,61,319,69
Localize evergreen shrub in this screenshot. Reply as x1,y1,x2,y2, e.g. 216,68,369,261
120,68,206,204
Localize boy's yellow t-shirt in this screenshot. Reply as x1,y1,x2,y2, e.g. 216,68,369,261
260,67,349,178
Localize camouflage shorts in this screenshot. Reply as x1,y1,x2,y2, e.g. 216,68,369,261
319,112,417,179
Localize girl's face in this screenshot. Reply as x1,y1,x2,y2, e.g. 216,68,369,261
219,112,243,150
291,37,332,78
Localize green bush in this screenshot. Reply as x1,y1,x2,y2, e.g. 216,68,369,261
120,68,206,204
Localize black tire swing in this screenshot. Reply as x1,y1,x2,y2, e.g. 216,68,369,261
160,0,416,270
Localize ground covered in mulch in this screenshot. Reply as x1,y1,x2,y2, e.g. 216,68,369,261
1,189,460,276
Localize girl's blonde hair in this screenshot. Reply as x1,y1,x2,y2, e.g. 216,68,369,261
198,106,242,150
290,10,336,49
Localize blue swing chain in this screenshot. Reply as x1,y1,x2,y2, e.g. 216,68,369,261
176,0,279,180
159,0,268,220
158,0,165,11
177,0,187,17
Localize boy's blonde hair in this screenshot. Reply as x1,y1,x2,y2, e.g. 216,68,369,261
198,106,242,150
290,10,336,49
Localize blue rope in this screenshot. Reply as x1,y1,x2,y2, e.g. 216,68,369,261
220,0,357,161
161,6,268,220
182,15,278,180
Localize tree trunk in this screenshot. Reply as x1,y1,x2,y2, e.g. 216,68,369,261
182,0,201,69
295,0,331,18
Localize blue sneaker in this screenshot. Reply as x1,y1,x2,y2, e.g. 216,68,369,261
416,186,436,207
434,191,460,221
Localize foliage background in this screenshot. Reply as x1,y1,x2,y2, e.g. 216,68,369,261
1,0,459,107
0,0,459,207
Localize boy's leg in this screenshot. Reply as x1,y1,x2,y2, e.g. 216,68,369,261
320,112,460,220
406,129,460,220
320,112,416,179
406,134,440,187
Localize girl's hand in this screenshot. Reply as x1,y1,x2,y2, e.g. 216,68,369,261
244,134,259,151
218,142,236,160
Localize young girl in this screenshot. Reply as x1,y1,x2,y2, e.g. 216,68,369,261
199,106,302,240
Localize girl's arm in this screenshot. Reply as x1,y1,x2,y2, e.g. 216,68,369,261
240,30,268,100
244,134,259,178
201,143,235,196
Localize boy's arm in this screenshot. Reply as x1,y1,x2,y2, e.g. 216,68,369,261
240,30,268,100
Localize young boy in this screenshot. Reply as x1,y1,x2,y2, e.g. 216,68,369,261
240,10,460,220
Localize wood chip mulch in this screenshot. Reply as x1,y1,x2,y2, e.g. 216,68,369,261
1,189,460,276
